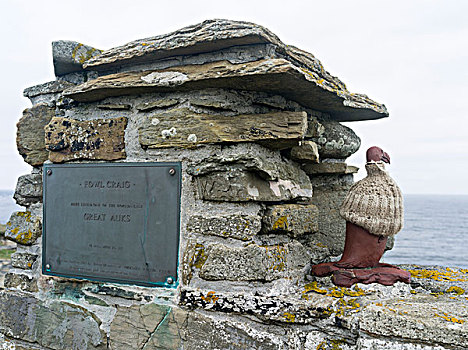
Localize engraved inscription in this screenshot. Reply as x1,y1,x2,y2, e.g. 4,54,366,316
43,163,181,287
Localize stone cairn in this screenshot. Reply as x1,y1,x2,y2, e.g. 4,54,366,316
2,20,467,350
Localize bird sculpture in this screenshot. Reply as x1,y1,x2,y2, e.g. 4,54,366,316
311,146,411,287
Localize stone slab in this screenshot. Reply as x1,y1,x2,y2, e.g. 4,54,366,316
3,273,38,292
65,58,387,122
359,295,468,349
5,211,42,245
306,174,355,256
0,291,105,349
187,214,261,241
188,143,312,202
16,104,55,166
23,80,75,98
180,287,334,324
303,162,359,175
11,252,38,270
308,120,361,159
138,109,307,149
290,141,319,163
110,303,280,349
199,242,309,281
52,40,102,76
262,204,319,237
14,173,43,206
81,20,387,121
45,116,127,162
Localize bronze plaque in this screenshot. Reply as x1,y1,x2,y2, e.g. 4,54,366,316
42,162,181,287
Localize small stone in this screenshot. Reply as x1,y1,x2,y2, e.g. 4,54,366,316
96,104,131,110
16,104,55,166
23,80,75,97
187,214,261,241
305,174,354,256
310,121,361,159
11,252,38,270
199,242,309,281
13,173,43,206
136,98,179,111
3,273,38,292
52,40,102,76
189,144,312,202
5,211,42,245
290,141,320,163
45,116,127,162
302,162,359,175
262,204,319,237
0,292,105,348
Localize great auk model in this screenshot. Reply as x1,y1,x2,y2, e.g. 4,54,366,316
311,146,411,287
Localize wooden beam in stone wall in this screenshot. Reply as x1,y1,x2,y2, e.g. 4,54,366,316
138,109,307,149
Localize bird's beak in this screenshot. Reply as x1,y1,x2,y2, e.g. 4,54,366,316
382,152,391,164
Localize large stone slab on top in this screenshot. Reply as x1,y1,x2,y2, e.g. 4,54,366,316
60,19,388,121
65,58,386,122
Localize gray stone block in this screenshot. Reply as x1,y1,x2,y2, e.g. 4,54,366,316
199,242,309,281
52,40,101,76
306,174,354,256
290,141,320,163
187,214,261,241
3,273,38,292
309,121,361,159
262,203,319,237
0,291,106,349
14,173,43,206
11,252,38,270
16,104,55,166
110,303,281,349
188,143,312,202
5,211,42,245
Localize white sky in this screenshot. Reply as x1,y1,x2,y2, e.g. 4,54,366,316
0,0,467,194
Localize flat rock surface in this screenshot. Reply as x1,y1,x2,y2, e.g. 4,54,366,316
138,108,307,149
16,104,55,166
66,58,387,121
45,116,127,162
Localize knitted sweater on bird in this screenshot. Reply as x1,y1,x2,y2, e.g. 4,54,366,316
340,161,403,237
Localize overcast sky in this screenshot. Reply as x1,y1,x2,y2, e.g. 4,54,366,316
0,0,467,194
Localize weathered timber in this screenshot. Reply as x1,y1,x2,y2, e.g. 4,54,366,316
138,109,307,149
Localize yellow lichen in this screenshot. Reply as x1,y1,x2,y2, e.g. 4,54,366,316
434,312,465,324
282,312,296,322
446,286,465,295
303,282,327,296
272,216,288,230
200,291,219,303
266,245,287,272
408,268,468,282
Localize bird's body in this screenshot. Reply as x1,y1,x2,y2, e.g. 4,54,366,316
310,146,411,287
340,161,403,237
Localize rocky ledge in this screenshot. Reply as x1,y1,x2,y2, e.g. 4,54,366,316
56,19,388,121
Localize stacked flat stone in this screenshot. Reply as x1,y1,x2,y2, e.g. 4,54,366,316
4,19,466,350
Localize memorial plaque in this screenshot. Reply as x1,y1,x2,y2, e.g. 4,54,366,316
42,162,181,287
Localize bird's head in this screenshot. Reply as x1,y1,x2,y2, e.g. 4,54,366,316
366,146,390,164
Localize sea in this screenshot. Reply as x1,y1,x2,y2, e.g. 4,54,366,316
0,190,467,268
